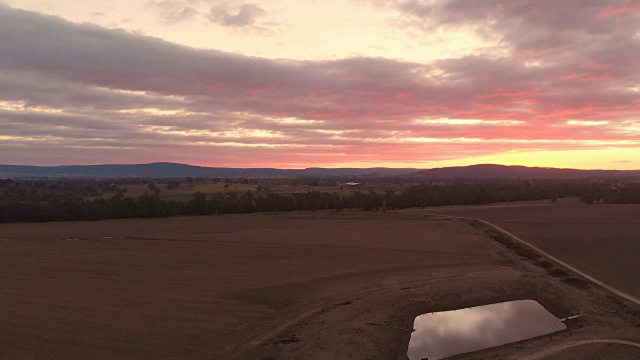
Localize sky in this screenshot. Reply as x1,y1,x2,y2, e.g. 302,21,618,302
0,0,639,169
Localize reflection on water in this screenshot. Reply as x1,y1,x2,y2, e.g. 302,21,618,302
407,300,566,360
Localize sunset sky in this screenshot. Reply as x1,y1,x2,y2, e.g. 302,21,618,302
1,0,639,169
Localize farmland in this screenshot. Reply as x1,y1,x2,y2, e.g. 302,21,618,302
411,198,640,300
105,179,414,200
1,211,639,359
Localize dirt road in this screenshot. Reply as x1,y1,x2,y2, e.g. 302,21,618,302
409,198,640,300
519,339,640,360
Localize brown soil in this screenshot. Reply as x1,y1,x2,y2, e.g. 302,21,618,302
1,210,639,359
410,198,640,299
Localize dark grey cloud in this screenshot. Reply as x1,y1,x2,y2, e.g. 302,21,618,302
0,5,445,120
145,0,202,23
0,71,186,111
207,2,268,27
383,0,640,58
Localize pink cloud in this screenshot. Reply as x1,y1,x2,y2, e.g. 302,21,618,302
599,3,640,18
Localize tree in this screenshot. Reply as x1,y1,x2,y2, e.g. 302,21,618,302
190,191,207,215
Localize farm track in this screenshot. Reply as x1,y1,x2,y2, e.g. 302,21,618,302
241,265,502,349
406,199,640,302
518,339,640,360
404,209,640,307
477,219,640,306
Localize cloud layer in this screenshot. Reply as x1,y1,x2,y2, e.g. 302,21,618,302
0,2,639,167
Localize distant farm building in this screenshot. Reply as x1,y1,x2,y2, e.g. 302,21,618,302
339,182,361,187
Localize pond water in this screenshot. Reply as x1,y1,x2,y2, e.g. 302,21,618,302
407,299,566,360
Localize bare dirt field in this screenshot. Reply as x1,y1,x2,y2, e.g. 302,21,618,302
409,198,640,300
1,210,639,359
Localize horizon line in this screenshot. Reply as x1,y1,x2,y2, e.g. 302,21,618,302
1,162,639,172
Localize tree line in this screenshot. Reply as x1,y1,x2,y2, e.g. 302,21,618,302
1,178,639,223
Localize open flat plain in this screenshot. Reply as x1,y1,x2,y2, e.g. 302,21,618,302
409,198,640,300
1,210,639,359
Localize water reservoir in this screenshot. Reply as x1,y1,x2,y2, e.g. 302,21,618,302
407,299,567,360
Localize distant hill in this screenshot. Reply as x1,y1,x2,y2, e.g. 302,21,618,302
0,162,417,178
1,163,638,179
404,164,640,179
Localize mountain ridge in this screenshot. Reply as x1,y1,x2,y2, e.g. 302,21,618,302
405,164,640,179
0,162,417,178
1,162,639,179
